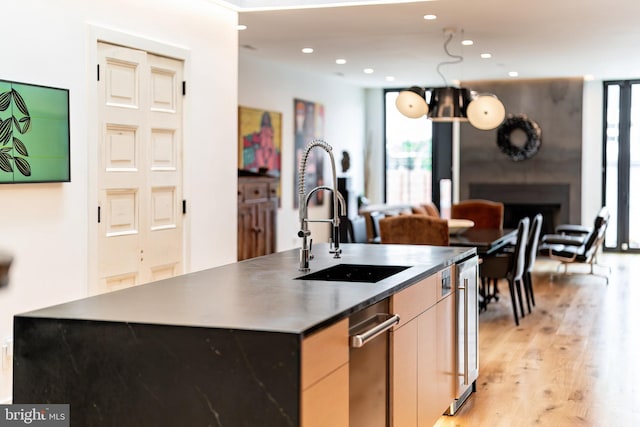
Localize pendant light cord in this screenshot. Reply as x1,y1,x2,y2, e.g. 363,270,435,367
436,31,463,86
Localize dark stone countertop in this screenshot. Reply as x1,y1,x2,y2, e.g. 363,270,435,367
16,244,475,336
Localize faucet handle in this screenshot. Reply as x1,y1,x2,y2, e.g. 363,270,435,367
297,229,311,238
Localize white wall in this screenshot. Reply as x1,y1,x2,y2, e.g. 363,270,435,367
364,88,385,204
238,55,366,250
0,0,238,400
582,80,604,223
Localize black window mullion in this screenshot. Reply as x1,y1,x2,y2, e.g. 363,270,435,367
618,82,631,248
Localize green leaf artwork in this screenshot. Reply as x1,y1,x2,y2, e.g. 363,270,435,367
0,80,70,183
0,88,32,176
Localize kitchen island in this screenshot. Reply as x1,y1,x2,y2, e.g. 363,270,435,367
13,243,476,426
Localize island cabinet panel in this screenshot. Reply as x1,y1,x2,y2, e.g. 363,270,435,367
390,317,418,426
301,319,349,427
392,273,438,328
436,294,463,416
416,308,439,426
238,175,278,261
13,318,302,427
390,266,455,427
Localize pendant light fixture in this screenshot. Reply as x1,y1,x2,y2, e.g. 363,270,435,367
396,29,505,130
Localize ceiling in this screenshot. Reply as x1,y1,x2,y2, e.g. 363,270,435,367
235,0,640,88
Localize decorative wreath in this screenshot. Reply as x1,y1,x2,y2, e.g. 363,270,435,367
496,114,542,161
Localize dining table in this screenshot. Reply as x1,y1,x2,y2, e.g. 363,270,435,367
448,227,517,310
448,227,517,256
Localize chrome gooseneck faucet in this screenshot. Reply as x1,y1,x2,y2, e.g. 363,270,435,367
298,139,346,271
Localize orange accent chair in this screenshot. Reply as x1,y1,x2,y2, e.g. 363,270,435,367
451,199,504,229
411,202,440,218
379,214,449,246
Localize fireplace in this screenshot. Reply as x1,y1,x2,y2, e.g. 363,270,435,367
502,203,560,236
469,183,571,234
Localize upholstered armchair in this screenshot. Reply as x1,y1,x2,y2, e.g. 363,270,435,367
379,214,449,246
539,206,610,283
411,202,440,218
451,199,504,229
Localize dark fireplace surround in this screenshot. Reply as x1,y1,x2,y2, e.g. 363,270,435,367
469,183,571,235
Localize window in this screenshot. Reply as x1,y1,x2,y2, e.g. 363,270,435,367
384,90,432,205
603,80,640,252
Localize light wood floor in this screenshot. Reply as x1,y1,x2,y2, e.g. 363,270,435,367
435,252,639,427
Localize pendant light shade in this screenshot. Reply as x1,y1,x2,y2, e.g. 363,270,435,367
428,87,471,122
395,86,428,118
394,28,505,130
466,94,506,130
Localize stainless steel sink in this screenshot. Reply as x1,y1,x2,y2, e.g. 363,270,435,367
296,264,410,283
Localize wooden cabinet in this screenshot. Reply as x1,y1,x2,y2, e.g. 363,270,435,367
392,316,419,426
433,291,456,421
301,319,349,427
390,266,455,427
237,175,278,261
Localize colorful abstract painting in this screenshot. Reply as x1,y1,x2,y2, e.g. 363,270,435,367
238,106,282,199
294,98,325,208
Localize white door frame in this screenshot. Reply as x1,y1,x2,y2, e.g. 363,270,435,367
87,25,191,295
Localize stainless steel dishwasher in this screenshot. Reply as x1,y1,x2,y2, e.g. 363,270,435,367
348,299,400,427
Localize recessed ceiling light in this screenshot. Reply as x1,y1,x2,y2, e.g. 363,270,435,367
424,14,437,20
301,47,314,54
336,58,347,65
508,71,519,77
363,68,374,74
584,74,595,81
461,39,474,46
480,53,492,59
237,24,247,31
385,76,395,82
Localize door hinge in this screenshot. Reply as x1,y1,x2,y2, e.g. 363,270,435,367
182,199,187,215
182,81,186,96
98,206,101,223
97,64,100,81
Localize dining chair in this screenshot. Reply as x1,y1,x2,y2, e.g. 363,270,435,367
379,214,449,246
368,211,386,243
523,213,543,308
479,217,530,326
347,216,369,243
451,199,504,229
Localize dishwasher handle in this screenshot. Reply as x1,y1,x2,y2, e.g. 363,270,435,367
349,313,400,348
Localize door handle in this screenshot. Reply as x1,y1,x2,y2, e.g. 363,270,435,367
349,313,400,348
460,277,469,385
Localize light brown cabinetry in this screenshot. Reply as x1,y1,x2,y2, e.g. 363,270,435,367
301,319,349,427
391,266,455,427
237,175,278,261
392,315,419,426
433,290,456,420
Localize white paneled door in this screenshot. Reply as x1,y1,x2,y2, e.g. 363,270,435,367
97,42,184,292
